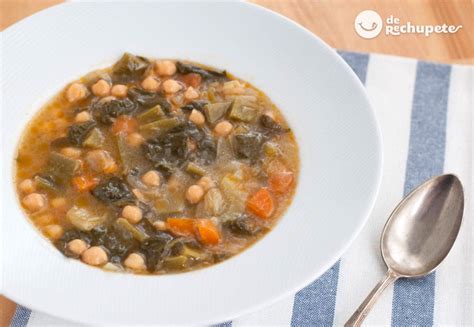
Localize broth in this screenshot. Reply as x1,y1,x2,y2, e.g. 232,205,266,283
15,53,299,274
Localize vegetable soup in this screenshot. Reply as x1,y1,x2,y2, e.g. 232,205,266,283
15,53,299,274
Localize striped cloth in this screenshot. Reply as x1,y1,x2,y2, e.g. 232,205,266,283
11,51,472,326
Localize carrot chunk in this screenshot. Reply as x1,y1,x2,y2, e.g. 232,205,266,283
166,218,221,246
72,175,99,192
246,188,275,219
269,171,294,194
112,115,138,135
182,73,202,88
196,219,221,245
166,218,196,237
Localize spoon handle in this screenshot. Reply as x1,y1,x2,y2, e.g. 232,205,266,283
345,270,398,327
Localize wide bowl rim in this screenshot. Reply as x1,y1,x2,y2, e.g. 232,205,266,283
1,1,383,325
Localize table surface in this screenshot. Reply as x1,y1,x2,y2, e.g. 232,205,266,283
0,0,472,325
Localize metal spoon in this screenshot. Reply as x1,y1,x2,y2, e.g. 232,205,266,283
345,174,464,326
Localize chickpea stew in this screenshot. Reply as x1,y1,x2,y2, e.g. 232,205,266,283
15,53,299,274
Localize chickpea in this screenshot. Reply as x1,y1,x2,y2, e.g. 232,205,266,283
214,120,233,137
35,213,56,226
124,253,146,271
127,132,145,147
91,79,111,97
43,224,64,241
189,109,205,125
74,111,91,123
67,239,89,256
186,185,204,204
36,214,55,226
141,170,161,187
22,193,46,212
197,176,215,191
162,79,182,94
81,246,108,266
66,83,87,102
184,87,199,101
122,205,143,224
222,80,245,95
19,179,36,194
111,84,128,98
141,76,160,92
51,197,67,209
154,60,177,76
153,221,167,231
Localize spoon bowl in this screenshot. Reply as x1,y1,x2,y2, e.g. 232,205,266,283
382,174,464,277
346,174,464,326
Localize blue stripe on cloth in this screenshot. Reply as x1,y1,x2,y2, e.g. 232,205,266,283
212,321,232,327
291,51,369,327
291,263,341,327
391,62,451,326
11,305,31,327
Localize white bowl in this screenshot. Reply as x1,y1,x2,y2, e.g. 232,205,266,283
1,1,382,325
